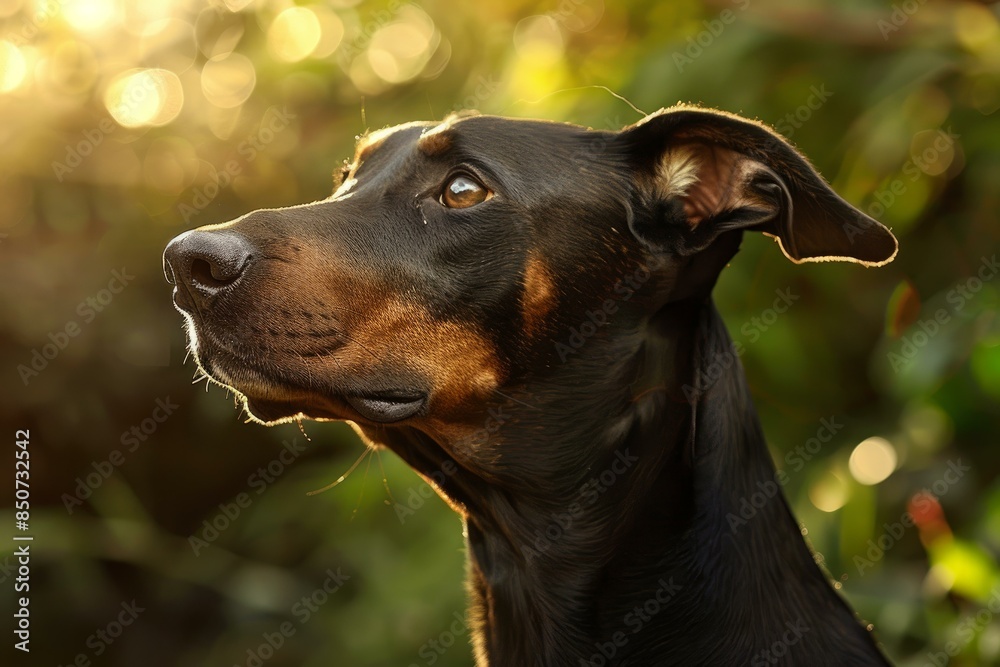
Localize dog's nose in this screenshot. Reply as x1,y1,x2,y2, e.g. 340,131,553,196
163,230,254,308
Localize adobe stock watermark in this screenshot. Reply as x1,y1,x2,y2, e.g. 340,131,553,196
407,610,470,667
189,438,308,555
5,0,62,46
887,254,999,373
877,0,929,40
337,0,408,64
545,0,602,33
396,403,508,522
177,106,297,223
445,75,501,116
726,416,844,532
554,256,657,363
853,459,970,576
672,0,752,73
51,74,163,182
864,126,960,222
55,600,145,667
62,396,180,514
16,267,135,386
563,114,625,169
682,287,800,401
750,619,810,666
774,85,833,139
233,567,350,667
923,585,1000,667
520,447,639,563
582,577,682,666
394,459,459,523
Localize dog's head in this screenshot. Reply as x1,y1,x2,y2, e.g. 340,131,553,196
164,106,896,472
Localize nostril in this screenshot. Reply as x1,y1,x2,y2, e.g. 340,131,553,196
163,229,255,302
191,257,234,289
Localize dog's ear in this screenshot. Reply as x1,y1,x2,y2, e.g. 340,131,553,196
617,106,897,266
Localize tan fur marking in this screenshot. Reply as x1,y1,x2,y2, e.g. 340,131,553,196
351,297,501,416
521,256,556,338
417,127,453,156
679,145,763,227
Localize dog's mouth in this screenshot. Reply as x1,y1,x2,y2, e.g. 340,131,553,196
191,336,428,426
244,390,427,425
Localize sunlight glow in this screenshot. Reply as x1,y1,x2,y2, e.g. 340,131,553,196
0,40,26,92
62,0,117,32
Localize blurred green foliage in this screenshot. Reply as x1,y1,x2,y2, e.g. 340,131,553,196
1,0,999,665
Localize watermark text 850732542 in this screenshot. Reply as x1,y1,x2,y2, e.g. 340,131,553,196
14,428,32,653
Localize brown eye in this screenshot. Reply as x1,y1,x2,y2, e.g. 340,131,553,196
440,175,491,208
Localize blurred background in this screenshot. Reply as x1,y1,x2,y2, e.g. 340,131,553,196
1,0,999,665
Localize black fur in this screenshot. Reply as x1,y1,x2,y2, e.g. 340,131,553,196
164,105,897,666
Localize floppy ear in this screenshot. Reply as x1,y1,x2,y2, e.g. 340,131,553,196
618,105,898,267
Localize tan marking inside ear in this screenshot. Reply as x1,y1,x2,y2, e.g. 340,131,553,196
521,256,556,338
655,146,702,200
663,144,763,228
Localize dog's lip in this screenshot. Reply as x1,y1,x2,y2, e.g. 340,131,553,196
243,390,426,425
342,391,427,423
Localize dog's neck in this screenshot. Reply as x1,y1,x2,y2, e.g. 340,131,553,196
383,298,887,667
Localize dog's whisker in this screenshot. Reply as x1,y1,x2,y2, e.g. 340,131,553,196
491,388,539,411
305,445,370,496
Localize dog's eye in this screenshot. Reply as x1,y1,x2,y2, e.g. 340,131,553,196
440,175,491,209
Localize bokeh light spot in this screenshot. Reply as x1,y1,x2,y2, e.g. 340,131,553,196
43,39,100,95
366,6,437,85
311,7,345,58
222,0,254,11
61,0,118,32
513,15,565,66
201,52,256,108
809,470,850,513
0,0,21,19
954,3,1000,52
0,40,26,92
196,7,246,59
104,68,184,128
911,129,956,177
849,437,898,485
268,7,322,63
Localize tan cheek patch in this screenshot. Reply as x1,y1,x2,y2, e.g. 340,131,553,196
258,246,499,408
347,297,502,415
521,255,557,338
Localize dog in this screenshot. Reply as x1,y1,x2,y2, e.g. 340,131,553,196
164,105,898,666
